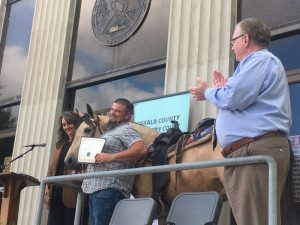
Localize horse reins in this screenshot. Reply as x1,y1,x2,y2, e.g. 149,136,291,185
90,117,103,136
80,114,103,137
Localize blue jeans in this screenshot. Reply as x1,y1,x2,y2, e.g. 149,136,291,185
89,188,126,225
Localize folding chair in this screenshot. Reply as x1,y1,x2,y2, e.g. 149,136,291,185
166,191,223,225
109,197,157,225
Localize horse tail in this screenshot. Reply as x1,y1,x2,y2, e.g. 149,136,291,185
281,141,296,225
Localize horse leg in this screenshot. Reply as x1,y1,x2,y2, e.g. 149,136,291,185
132,163,153,198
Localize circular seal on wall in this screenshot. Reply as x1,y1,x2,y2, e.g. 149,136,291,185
91,0,151,46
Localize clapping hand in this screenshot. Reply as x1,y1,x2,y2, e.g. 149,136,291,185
189,76,209,101
213,70,227,88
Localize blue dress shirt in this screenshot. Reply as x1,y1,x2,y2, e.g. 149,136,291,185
205,49,292,148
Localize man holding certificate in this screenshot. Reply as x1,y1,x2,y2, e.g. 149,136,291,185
81,98,147,225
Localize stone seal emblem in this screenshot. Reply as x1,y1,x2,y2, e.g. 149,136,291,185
92,0,151,46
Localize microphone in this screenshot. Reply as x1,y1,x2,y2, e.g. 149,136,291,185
23,143,46,148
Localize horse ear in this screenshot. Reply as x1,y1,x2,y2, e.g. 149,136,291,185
86,104,94,117
86,104,99,122
75,108,84,118
93,112,99,122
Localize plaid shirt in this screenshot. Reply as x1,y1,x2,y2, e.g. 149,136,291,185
81,122,142,196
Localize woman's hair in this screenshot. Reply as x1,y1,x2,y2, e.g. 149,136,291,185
56,111,81,148
239,17,271,47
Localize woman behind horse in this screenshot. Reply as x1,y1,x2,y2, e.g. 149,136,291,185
44,111,89,225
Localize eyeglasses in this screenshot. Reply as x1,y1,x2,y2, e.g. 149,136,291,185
230,34,245,46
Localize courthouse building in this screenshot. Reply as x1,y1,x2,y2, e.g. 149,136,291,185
0,0,299,224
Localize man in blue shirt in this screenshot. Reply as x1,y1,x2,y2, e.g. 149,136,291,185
190,18,291,225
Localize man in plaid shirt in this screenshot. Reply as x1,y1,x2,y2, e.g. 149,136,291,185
82,98,147,225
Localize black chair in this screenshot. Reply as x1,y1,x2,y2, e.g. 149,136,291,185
166,191,223,225
109,197,157,225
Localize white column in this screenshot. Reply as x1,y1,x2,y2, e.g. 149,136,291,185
165,0,236,129
165,1,237,224
10,0,77,224
0,0,6,39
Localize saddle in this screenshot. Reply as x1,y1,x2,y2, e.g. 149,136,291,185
146,118,216,216
147,121,183,203
175,118,216,162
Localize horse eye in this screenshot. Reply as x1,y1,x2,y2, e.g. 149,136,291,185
84,127,91,133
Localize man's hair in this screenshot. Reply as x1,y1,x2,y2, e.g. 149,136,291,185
239,18,271,47
114,98,134,114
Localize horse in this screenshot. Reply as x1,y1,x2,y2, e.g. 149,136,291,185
64,105,226,221
65,104,296,225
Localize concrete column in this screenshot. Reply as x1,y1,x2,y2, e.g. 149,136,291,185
165,1,237,224
9,0,77,224
165,0,236,129
0,0,6,39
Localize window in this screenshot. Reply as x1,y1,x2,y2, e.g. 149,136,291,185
0,0,35,104
66,0,170,112
269,33,300,71
238,0,300,28
0,136,14,172
269,33,300,136
0,105,19,130
71,0,170,80
73,68,165,112
0,0,35,168
289,82,300,136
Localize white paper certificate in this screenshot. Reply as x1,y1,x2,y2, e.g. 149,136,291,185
78,137,106,163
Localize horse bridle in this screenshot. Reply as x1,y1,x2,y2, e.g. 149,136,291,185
81,114,103,137
90,116,103,136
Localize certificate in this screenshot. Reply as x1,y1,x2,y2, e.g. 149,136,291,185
78,137,106,163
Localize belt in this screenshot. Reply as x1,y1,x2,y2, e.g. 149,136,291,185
221,131,286,157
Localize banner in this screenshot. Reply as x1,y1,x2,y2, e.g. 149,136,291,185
134,92,190,132
290,135,300,202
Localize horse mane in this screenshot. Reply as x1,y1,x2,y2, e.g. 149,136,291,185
97,114,160,147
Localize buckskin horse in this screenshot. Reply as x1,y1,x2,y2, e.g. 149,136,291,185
64,105,294,225
64,105,225,219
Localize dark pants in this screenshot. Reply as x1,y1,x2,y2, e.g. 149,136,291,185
89,188,126,225
48,188,89,225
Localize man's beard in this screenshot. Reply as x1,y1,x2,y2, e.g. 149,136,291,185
107,120,119,130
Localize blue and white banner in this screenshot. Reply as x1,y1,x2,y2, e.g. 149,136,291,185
290,135,300,202
134,92,190,132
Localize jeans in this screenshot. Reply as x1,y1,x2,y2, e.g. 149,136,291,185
89,188,126,225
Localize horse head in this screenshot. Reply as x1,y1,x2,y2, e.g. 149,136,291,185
64,104,108,169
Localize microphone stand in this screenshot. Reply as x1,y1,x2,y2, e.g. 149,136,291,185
0,146,36,171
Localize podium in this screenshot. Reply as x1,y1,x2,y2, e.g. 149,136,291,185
0,172,40,225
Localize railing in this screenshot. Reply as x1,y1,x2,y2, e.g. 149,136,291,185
34,155,278,225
